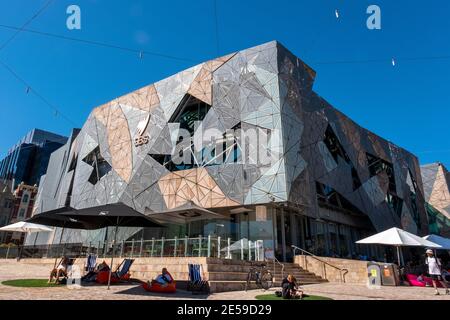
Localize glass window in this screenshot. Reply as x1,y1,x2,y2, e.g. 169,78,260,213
22,194,29,203
338,225,351,258
410,191,421,227
18,208,26,218
323,125,361,190
82,146,112,185
366,153,396,193
171,95,210,135
312,220,327,256
328,223,339,257
385,192,403,217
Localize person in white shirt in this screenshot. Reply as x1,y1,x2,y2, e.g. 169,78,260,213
150,268,173,287
425,249,449,295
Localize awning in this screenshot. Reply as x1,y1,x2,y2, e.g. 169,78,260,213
221,238,256,252
0,221,53,233
356,227,441,248
145,201,228,224
422,234,450,250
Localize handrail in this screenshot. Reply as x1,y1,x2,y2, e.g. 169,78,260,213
291,245,348,283
270,256,285,281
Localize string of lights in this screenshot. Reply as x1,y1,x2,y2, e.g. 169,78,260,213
0,0,77,130
0,23,198,63
0,0,54,51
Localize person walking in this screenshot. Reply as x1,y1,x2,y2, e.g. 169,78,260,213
425,249,449,295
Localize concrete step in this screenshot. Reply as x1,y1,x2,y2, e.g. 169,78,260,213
208,272,325,282
208,278,326,293
208,281,265,293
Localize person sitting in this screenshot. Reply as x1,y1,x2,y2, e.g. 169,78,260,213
96,260,110,272
81,261,110,282
149,268,173,287
48,257,70,284
281,274,303,299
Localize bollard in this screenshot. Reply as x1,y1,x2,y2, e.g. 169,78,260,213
227,238,231,259
184,237,188,257
241,239,244,260
248,240,252,261
139,239,144,258
161,237,165,257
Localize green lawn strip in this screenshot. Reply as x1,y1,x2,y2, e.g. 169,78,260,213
255,294,333,300
1,279,63,288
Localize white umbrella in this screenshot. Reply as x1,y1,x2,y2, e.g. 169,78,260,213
356,227,441,265
0,221,53,246
0,221,53,233
221,238,255,252
422,234,450,250
221,238,259,260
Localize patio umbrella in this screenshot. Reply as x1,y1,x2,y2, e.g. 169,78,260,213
26,211,88,268
221,238,256,252
422,234,450,250
0,221,53,233
356,227,441,266
0,221,53,246
26,202,164,289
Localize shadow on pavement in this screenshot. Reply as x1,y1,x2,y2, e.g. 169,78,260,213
114,285,209,299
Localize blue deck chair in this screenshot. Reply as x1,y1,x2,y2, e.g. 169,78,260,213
114,258,135,280
85,254,97,272
187,263,209,294
98,258,135,284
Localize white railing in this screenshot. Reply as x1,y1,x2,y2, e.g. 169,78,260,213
1,236,266,261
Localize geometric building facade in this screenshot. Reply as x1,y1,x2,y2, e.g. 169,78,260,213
29,41,429,260
421,162,450,237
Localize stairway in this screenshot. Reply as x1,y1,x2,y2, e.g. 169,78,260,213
9,257,327,293
206,260,327,293
271,262,328,286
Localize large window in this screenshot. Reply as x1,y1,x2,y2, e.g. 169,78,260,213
323,125,361,190
18,208,26,218
151,95,242,172
410,191,421,227
316,181,365,215
366,153,396,193
169,94,210,135
82,147,112,185
385,192,403,218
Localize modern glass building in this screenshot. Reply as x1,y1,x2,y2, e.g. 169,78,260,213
29,42,429,261
0,129,68,188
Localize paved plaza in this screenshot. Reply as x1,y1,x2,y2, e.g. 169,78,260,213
0,260,449,300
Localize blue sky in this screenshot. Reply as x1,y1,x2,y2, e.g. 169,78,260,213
0,0,449,167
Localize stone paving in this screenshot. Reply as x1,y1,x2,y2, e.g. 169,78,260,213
0,260,449,300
